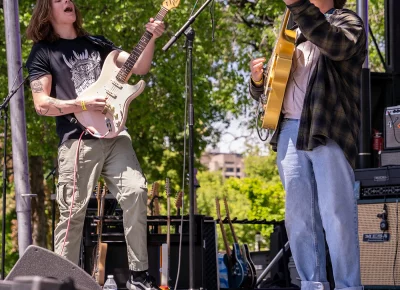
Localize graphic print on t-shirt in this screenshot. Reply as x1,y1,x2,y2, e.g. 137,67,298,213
62,49,101,95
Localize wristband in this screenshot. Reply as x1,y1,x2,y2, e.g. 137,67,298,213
251,75,264,86
81,100,87,111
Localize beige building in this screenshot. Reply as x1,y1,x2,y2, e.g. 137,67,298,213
200,152,245,179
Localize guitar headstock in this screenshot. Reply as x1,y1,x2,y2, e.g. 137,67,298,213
150,181,160,216
175,191,183,209
102,184,108,198
162,0,180,10
96,181,101,199
165,178,171,197
150,181,160,198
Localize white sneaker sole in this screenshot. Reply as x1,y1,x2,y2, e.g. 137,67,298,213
126,281,154,290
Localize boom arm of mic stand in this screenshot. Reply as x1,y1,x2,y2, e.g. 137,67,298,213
0,75,29,111
162,0,214,52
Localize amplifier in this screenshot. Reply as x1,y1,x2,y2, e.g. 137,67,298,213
384,106,400,150
354,166,400,199
82,215,218,290
381,149,400,166
358,199,400,286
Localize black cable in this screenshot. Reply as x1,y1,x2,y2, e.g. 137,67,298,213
256,100,269,141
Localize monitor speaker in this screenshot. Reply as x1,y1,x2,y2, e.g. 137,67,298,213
4,245,101,290
358,199,400,286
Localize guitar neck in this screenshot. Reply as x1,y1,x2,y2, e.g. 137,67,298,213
116,7,169,83
216,198,232,257
97,185,107,243
224,197,239,244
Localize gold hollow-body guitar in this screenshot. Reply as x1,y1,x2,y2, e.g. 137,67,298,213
74,0,180,138
261,9,296,130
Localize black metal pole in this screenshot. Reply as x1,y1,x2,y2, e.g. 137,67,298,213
45,166,57,252
0,76,27,279
0,77,28,280
185,27,197,290
1,107,8,280
358,68,371,169
52,177,55,252
357,0,371,169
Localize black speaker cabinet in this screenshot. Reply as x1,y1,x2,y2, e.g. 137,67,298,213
381,150,400,166
358,199,400,286
82,215,218,290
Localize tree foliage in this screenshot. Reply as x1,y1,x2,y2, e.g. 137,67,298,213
196,151,285,251
0,0,386,272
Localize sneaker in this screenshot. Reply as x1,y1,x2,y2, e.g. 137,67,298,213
126,271,161,290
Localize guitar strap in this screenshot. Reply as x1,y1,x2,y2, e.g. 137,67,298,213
85,35,122,52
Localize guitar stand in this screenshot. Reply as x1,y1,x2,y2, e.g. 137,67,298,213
255,241,290,288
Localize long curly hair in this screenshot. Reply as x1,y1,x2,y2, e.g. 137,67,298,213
334,0,347,9
26,0,87,43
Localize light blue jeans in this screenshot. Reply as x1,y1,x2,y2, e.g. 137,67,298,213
276,119,362,290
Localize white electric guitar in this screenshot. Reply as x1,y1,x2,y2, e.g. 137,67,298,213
75,0,180,138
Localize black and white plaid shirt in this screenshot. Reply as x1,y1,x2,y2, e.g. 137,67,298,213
249,0,366,169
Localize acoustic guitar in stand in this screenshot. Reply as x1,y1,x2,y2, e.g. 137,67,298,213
149,181,161,234
216,198,245,288
223,197,256,288
92,182,108,286
74,0,181,138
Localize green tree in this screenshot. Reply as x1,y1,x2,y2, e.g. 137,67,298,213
196,151,284,251
0,0,386,273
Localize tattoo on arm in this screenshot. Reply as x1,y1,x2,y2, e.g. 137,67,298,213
47,98,63,114
31,80,43,93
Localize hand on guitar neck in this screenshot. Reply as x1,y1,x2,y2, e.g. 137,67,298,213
250,57,266,86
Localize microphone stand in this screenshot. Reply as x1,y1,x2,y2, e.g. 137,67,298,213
163,1,213,289
45,166,57,251
0,75,28,279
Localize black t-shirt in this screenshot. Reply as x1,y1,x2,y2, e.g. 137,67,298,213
26,36,115,144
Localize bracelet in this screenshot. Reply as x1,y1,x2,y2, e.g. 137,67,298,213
81,100,87,111
251,75,264,86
